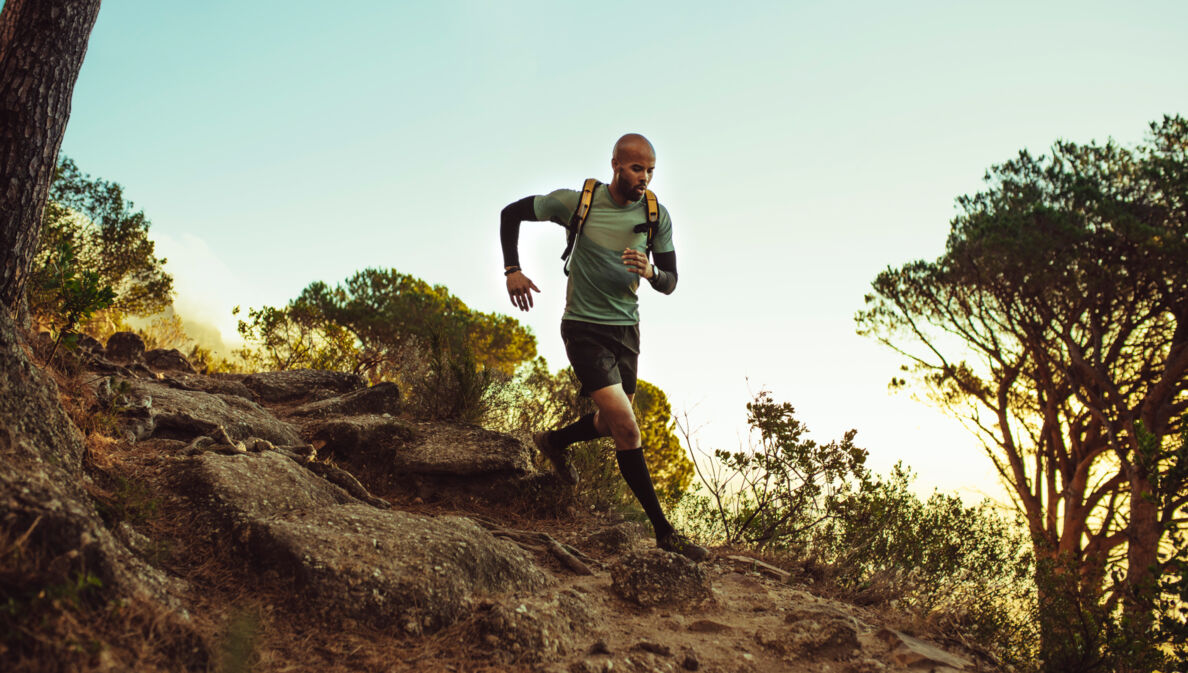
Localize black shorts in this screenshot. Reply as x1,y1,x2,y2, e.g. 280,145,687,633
560,320,640,397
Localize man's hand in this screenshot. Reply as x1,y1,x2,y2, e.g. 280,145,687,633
621,248,653,279
506,270,540,311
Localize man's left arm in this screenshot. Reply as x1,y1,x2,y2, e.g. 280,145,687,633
648,204,677,294
648,251,677,294
620,249,677,293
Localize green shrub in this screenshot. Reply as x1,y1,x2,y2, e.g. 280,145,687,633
682,389,868,549
35,240,116,365
675,390,1038,667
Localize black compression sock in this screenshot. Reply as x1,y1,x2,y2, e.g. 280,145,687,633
549,413,603,449
616,448,675,540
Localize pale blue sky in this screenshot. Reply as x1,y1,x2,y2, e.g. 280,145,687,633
59,1,1188,501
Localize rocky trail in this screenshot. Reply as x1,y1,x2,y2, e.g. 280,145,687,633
0,318,988,673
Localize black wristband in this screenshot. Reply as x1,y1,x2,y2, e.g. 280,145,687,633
504,266,521,276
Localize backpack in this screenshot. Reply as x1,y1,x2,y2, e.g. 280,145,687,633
560,178,659,276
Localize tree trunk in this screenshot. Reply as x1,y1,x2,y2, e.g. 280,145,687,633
0,0,101,313
1119,469,1161,673
1034,545,1109,673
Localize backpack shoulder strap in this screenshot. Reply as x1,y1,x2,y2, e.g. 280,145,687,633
636,189,660,257
561,178,600,274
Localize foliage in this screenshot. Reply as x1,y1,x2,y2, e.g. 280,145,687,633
855,116,1188,671
684,390,868,549
403,335,507,423
294,268,537,380
1152,421,1188,668
236,268,538,421
28,157,172,324
821,464,1037,665
235,303,359,373
677,390,1037,666
36,240,116,365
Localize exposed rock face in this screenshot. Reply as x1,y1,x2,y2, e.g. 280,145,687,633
288,381,402,418
160,372,255,400
0,314,183,607
119,379,302,446
242,369,366,403
478,590,597,663
105,331,146,363
307,416,534,498
610,550,713,607
181,451,548,633
144,348,196,373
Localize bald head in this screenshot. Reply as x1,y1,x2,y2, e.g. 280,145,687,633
609,133,656,204
612,133,655,162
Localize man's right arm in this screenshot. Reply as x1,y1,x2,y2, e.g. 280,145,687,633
501,196,542,311
500,196,539,270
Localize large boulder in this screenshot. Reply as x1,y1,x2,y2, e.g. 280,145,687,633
241,369,366,404
180,451,548,633
287,382,402,419
105,331,146,363
307,416,534,498
610,550,713,608
118,379,302,445
144,348,196,373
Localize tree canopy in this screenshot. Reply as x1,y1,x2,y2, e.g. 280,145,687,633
27,157,173,322
237,268,538,395
856,115,1188,672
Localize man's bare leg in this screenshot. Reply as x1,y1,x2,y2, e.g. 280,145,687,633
589,383,682,541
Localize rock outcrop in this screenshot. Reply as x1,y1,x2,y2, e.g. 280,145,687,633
241,369,366,403
306,415,534,499
117,379,302,445
179,450,547,633
287,381,402,418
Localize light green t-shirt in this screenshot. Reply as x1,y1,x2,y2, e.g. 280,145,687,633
534,184,675,325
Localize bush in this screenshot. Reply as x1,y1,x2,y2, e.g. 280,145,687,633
821,464,1037,665
403,336,507,424
35,240,116,365
681,389,868,549
675,390,1038,667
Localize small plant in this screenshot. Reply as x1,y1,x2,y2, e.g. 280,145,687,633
681,389,868,549
37,240,116,366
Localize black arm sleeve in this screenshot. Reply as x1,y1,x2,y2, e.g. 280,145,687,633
648,250,678,294
500,196,539,268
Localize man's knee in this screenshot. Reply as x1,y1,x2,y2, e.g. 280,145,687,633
604,409,640,447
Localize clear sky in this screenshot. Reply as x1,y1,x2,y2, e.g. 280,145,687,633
58,1,1188,502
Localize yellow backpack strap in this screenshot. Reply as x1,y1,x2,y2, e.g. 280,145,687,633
562,178,601,274
643,189,659,254
575,178,598,229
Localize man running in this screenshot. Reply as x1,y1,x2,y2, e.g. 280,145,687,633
499,133,708,562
